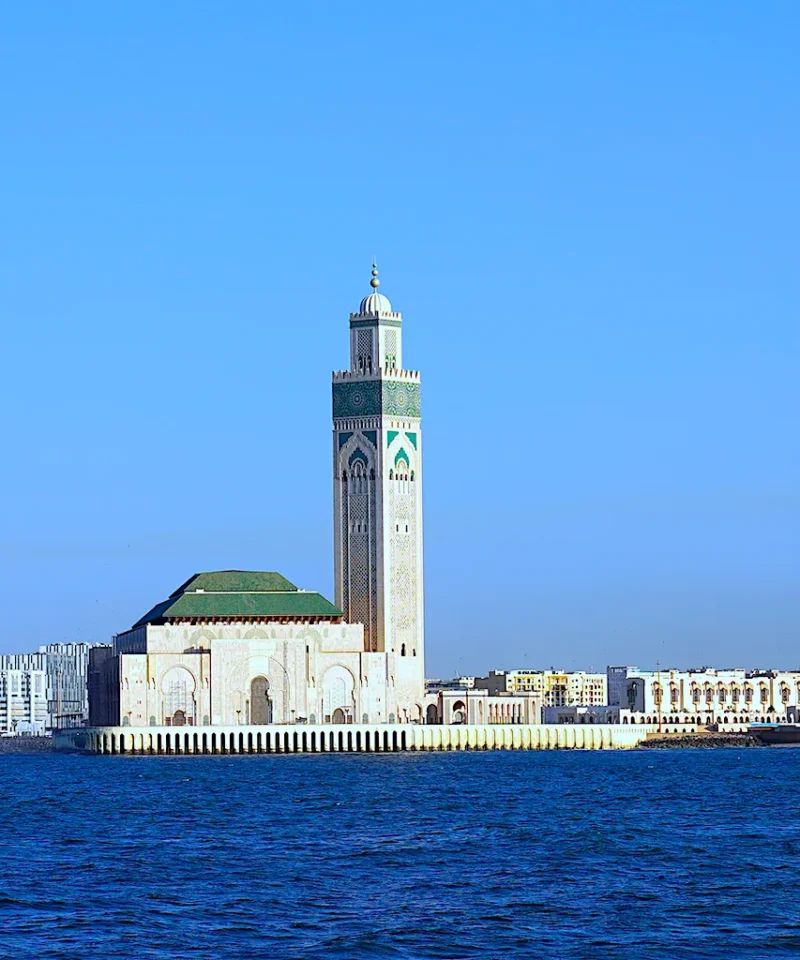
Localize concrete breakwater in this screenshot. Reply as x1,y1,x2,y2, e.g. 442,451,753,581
639,733,764,749
54,722,657,755
0,736,54,754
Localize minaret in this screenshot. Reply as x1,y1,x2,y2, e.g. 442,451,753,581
332,266,424,705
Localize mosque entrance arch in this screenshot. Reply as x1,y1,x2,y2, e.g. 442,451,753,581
332,707,346,725
162,667,196,726
251,677,272,725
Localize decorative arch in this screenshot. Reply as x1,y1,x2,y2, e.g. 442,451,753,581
349,448,369,468
322,665,355,724
161,666,197,726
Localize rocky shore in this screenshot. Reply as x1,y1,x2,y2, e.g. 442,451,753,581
639,732,764,749
0,736,54,754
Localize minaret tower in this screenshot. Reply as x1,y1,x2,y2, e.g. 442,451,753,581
332,265,424,701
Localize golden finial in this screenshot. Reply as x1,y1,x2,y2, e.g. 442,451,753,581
370,262,380,290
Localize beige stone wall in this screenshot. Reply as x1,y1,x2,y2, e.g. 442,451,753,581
111,619,425,727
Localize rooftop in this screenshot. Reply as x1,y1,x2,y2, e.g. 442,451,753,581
132,570,343,628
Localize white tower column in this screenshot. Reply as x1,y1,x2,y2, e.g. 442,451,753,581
332,266,425,718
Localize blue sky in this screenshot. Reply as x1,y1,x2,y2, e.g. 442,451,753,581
1,2,798,676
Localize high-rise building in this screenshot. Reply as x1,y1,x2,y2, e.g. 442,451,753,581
0,644,109,734
332,265,425,703
45,642,107,729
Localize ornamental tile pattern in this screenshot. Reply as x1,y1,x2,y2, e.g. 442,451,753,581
332,381,421,419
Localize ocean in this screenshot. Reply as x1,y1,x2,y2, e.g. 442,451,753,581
1,749,799,959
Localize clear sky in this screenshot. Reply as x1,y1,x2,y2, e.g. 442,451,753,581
1,2,798,677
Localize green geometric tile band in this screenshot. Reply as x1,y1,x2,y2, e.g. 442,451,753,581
349,318,402,329
333,381,421,419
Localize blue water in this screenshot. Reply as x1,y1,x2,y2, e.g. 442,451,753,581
1,750,799,960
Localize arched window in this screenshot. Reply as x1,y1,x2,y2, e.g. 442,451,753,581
400,643,406,656
322,666,355,724
349,460,368,495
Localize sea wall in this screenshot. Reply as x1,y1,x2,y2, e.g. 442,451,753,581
0,736,54,754
53,722,656,755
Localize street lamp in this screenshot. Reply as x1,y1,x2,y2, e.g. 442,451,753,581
269,657,292,724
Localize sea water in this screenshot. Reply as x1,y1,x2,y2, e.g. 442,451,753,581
1,749,799,959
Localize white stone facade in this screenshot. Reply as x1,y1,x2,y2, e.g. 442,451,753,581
431,690,542,726
609,666,800,724
105,618,424,727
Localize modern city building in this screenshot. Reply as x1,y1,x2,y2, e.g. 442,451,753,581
45,642,108,728
0,644,109,734
0,653,48,735
481,670,607,706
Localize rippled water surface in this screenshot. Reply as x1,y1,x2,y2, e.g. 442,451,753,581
1,749,799,959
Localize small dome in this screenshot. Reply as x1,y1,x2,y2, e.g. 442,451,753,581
358,291,393,315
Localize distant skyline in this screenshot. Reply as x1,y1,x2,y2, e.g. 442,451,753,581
1,2,798,676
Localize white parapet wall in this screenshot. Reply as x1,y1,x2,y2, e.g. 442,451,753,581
54,723,657,755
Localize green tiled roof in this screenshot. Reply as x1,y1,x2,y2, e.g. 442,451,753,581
132,570,342,628
169,571,298,597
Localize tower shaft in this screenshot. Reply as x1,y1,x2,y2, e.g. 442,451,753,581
332,269,424,697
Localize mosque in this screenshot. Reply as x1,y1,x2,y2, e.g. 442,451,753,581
89,267,428,727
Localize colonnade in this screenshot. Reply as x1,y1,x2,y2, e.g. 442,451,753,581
55,723,655,755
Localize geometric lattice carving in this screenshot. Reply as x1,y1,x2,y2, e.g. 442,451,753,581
340,446,377,651
357,329,373,374
384,330,397,368
389,479,418,646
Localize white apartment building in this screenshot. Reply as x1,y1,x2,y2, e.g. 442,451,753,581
0,643,109,734
482,670,607,707
0,653,49,735
608,666,800,724
45,642,106,728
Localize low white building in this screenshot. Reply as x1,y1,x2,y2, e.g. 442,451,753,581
608,666,800,724
426,689,542,726
543,705,619,725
